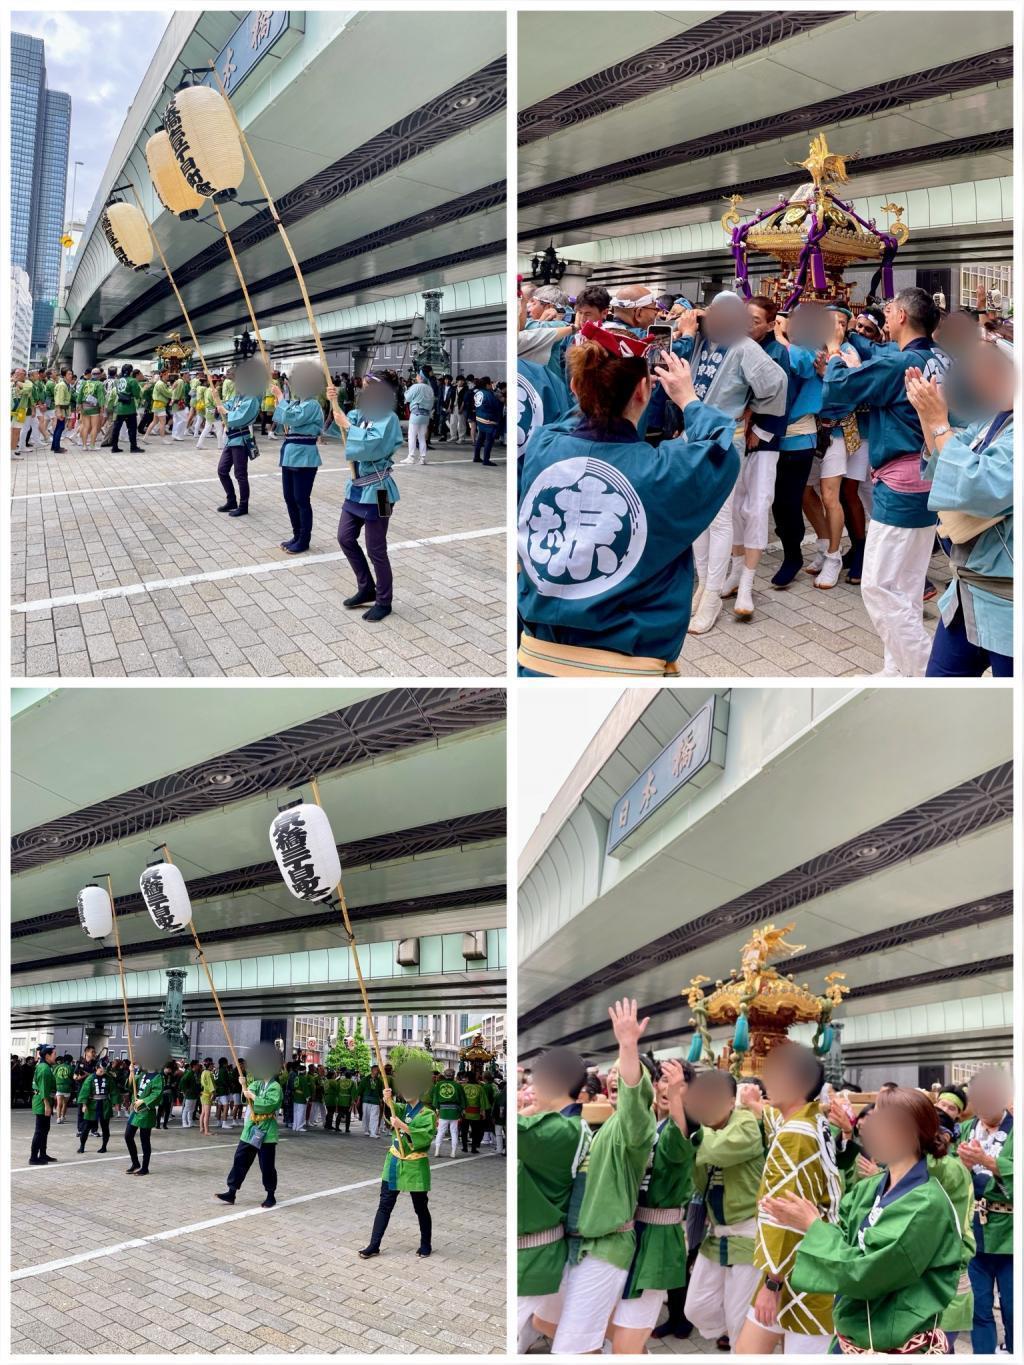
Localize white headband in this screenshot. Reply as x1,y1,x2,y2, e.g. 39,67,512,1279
609,293,658,311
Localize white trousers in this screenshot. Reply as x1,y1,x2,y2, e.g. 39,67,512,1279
693,435,742,589
408,417,429,461
434,1117,459,1155
732,449,779,551
363,1101,381,1137
180,1098,196,1128
743,1310,831,1355
684,1256,762,1345
171,408,190,439
292,1102,306,1131
17,415,38,451
494,1123,505,1154
552,1256,629,1354
196,417,224,449
309,1102,325,1128
861,519,935,677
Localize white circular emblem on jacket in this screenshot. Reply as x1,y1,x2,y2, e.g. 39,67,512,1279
518,456,647,599
517,373,542,455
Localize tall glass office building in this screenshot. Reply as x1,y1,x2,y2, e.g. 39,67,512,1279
10,33,71,360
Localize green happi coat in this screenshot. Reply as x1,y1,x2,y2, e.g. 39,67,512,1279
53,1061,72,1094
959,1115,1013,1256
573,1072,656,1271
693,1106,765,1266
430,1078,464,1121
130,1072,163,1129
381,1101,437,1192
77,1074,97,1120
336,1076,355,1108
624,1116,694,1295
241,1079,283,1145
792,1160,968,1351
756,1102,843,1336
461,1080,487,1119
31,1061,56,1115
518,1109,589,1294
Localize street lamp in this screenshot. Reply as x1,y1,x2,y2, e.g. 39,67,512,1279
530,243,568,286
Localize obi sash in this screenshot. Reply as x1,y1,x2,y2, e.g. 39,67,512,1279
518,632,679,678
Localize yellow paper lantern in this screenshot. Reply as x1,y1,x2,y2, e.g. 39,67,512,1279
146,128,205,219
164,84,244,202
102,201,153,272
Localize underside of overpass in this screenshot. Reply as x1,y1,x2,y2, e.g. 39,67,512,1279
55,9,505,366
517,9,1012,282
11,686,507,1030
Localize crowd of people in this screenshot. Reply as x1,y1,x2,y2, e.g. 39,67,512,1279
10,358,507,628
516,280,1013,678
517,999,1013,1356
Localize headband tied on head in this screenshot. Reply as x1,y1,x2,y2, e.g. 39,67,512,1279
608,292,658,312
939,1091,965,1113
577,320,651,359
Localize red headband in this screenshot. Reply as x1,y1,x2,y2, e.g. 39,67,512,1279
577,320,651,359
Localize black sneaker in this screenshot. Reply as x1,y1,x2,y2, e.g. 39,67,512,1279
215,1192,235,1204
343,591,375,609
125,1165,141,1174
261,1196,277,1209
228,506,248,518
27,1158,44,1166
43,1156,58,1163
358,1247,380,1259
217,502,237,513
362,603,391,623
416,1247,432,1258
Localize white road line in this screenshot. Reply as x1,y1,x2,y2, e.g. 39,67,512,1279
10,1152,492,1280
10,1137,272,1173
11,457,502,501
11,525,506,614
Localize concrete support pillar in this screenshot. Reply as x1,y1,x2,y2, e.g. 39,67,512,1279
71,330,98,375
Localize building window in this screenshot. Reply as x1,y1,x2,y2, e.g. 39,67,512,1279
960,263,1012,311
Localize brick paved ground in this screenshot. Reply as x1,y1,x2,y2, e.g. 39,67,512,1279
674,536,946,678
11,436,506,679
10,1110,506,1354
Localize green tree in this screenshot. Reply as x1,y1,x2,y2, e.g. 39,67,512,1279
326,1016,372,1075
386,1042,434,1072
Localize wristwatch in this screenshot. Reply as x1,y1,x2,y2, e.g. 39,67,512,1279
930,424,951,439
764,1278,784,1293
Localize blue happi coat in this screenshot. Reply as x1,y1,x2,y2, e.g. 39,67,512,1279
925,413,1013,658
517,358,574,486
821,337,942,527
517,402,740,662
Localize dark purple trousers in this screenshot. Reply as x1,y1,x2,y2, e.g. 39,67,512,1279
338,504,392,606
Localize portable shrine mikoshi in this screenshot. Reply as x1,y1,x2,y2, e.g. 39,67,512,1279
684,922,849,1078
459,1033,497,1081
724,132,910,311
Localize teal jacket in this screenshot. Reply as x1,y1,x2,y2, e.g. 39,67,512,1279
342,410,402,506
273,398,324,467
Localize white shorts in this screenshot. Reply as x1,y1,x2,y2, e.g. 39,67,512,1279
611,1286,667,1330
845,438,869,483
232,1094,241,1105
551,1256,630,1354
744,1308,831,1354
55,1091,70,1099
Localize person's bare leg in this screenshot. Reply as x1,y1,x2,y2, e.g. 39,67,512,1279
841,478,866,541
733,1319,782,1355
802,486,827,540
820,475,844,553
611,1325,652,1354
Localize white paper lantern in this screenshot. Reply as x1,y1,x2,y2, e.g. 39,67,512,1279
269,804,341,902
146,129,205,219
139,861,192,932
164,85,244,200
77,885,113,940
102,201,153,272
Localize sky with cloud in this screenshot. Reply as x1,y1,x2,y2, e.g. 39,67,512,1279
12,10,170,225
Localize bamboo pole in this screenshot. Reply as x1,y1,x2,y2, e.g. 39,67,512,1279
104,875,138,1105
156,845,242,1076
308,777,392,1121
211,201,270,373
124,181,214,383
208,62,332,387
